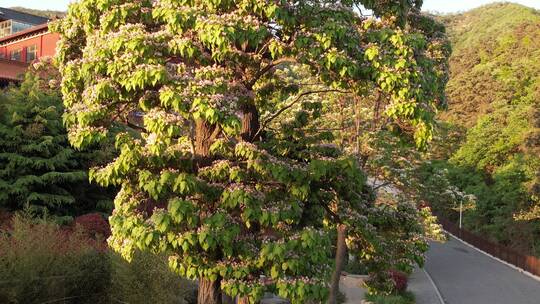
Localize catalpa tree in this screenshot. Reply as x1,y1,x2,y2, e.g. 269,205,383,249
53,0,448,303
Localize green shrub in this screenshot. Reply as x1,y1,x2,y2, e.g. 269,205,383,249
344,258,368,275
109,250,197,304
0,213,109,304
365,291,415,304
0,213,198,304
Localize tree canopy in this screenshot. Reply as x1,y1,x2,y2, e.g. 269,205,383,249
53,0,449,302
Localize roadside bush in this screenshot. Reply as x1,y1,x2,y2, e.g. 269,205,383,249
0,214,109,304
389,270,408,293
365,291,415,304
365,272,395,296
365,269,408,296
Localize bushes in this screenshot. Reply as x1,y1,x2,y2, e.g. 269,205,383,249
109,251,197,304
365,270,412,304
0,214,109,304
365,270,409,296
389,270,408,293
344,258,368,275
365,291,415,304
74,213,111,239
0,214,197,304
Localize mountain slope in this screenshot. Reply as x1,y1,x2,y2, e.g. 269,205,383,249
429,3,540,254
439,2,540,127
9,7,66,19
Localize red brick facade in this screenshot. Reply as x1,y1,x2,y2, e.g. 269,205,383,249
0,24,59,63
0,23,59,85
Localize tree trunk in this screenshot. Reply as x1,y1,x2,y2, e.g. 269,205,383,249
195,119,217,157
194,118,222,303
328,224,348,304
198,277,222,304
241,102,260,142
237,297,250,304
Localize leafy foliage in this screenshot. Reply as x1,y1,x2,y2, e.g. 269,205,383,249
53,0,448,302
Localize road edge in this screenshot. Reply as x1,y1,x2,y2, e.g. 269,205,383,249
445,230,540,283
422,268,445,304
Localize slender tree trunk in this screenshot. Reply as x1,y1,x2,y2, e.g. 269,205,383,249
354,96,360,156
329,224,348,304
241,102,260,142
198,277,222,304
237,101,260,304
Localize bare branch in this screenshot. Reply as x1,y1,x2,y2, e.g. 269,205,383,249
254,89,350,139
246,57,298,89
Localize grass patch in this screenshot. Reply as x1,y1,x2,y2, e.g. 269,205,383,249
365,291,415,304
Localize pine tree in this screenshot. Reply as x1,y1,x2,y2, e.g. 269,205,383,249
0,67,114,215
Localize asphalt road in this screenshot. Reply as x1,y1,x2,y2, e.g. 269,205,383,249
425,236,540,304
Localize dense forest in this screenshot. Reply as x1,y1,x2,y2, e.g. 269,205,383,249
426,3,540,254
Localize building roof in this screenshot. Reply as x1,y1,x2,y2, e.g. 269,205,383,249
0,7,49,25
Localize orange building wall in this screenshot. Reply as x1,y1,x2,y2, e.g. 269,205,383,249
0,31,59,62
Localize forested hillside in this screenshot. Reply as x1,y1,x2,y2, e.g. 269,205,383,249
9,7,66,18
428,3,540,254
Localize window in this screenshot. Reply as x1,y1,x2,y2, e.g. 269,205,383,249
11,21,32,34
0,20,32,38
0,20,11,38
26,45,37,62
10,49,21,61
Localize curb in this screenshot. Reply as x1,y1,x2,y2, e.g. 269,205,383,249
422,268,446,304
445,230,540,283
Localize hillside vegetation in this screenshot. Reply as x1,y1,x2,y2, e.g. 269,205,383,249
429,3,540,254
440,3,540,127
9,7,66,19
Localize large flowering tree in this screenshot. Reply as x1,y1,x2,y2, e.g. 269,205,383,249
53,0,448,303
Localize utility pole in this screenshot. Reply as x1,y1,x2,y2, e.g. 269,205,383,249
459,200,463,230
